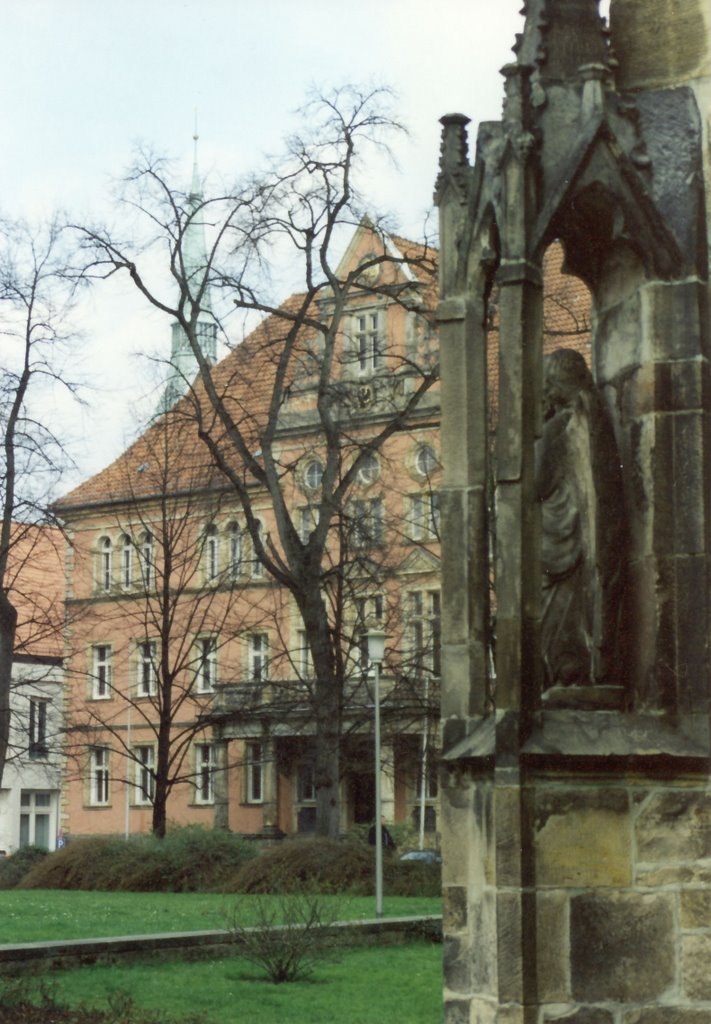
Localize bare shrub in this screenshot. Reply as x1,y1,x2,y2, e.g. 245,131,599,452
224,890,340,983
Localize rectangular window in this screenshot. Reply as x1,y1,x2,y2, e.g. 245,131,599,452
195,637,217,693
355,312,382,373
409,492,440,542
137,641,157,697
140,533,154,589
28,698,48,757
195,743,215,804
121,536,133,589
408,590,441,676
297,763,316,803
251,522,265,579
229,523,243,579
19,791,52,850
299,507,315,545
92,645,112,699
351,497,383,549
296,629,313,681
204,526,219,582
245,741,263,803
90,747,110,806
248,634,269,682
134,745,155,805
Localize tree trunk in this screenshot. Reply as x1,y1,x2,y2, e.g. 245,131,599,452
0,591,17,789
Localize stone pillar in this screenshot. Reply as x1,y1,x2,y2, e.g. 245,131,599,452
260,736,280,836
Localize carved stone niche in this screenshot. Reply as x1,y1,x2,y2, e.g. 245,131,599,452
535,347,629,712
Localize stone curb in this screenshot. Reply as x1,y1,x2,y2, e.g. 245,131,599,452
0,915,442,974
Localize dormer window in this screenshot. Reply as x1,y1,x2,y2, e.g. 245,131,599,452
355,311,382,374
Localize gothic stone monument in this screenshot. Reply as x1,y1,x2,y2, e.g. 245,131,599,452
435,1,711,1021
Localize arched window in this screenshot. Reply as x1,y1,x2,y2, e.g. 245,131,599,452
357,452,380,485
98,537,112,592
140,532,154,589
228,522,243,579
121,534,133,589
205,524,219,582
415,444,438,478
251,521,265,579
303,459,323,492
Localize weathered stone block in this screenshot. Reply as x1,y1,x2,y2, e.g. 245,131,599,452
536,892,568,1001
680,889,711,929
534,788,632,887
642,281,704,361
444,998,471,1024
444,936,472,994
682,933,711,999
570,892,675,1000
624,1010,711,1024
497,892,523,1003
444,886,468,932
635,791,711,863
637,863,711,887
544,1009,613,1024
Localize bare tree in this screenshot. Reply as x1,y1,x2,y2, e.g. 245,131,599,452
77,85,438,838
0,217,81,786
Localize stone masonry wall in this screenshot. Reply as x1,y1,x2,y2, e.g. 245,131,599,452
534,774,711,1018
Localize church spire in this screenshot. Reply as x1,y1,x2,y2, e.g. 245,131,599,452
159,126,217,414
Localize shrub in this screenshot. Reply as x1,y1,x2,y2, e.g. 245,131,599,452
17,827,255,892
0,846,48,889
224,838,374,895
224,837,441,897
224,891,339,983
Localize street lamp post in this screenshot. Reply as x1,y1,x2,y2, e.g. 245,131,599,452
367,628,387,919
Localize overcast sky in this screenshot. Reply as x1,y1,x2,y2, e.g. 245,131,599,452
1,0,581,488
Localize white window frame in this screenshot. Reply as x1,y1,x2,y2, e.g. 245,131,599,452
228,522,243,579
245,741,263,804
296,629,313,681
90,747,110,806
121,534,133,589
251,521,265,579
98,537,112,592
195,636,217,693
134,745,155,805
19,791,53,849
351,497,384,549
248,633,269,683
409,492,440,542
303,460,323,491
92,644,112,699
28,698,49,757
139,532,154,589
204,524,219,582
195,743,216,804
355,310,383,374
299,507,315,545
408,589,441,676
357,452,380,485
414,444,438,478
137,640,157,697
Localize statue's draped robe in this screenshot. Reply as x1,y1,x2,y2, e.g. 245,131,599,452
535,357,627,688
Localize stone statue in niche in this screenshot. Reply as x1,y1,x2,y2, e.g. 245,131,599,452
535,348,627,691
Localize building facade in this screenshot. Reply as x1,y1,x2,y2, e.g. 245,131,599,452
0,525,65,854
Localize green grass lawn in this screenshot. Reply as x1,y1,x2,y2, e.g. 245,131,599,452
44,943,443,1024
0,890,441,944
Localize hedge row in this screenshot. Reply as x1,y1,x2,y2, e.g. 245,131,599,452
1,829,440,896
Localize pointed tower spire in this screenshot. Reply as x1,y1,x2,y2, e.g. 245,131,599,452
159,124,217,415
